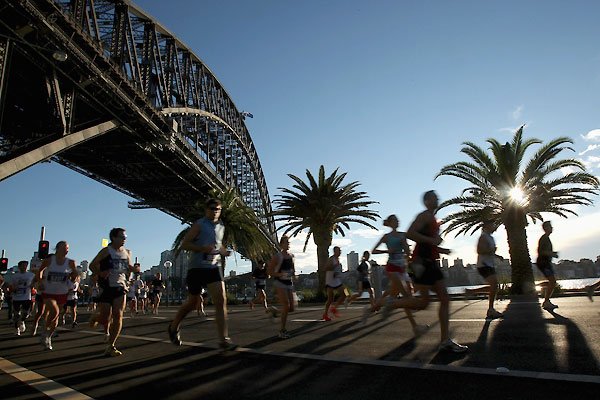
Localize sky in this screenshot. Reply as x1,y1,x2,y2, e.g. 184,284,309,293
2,0,600,275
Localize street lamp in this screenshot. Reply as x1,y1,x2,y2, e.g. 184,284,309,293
164,260,172,307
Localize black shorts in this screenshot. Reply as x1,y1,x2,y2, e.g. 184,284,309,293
186,268,223,295
64,299,77,308
98,286,126,304
411,259,444,286
537,258,554,278
255,284,266,290
477,266,496,279
35,294,44,304
360,280,372,289
12,300,32,314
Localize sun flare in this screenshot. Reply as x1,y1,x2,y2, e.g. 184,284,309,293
509,187,527,205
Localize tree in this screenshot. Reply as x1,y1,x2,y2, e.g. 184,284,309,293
171,187,276,271
436,126,599,294
273,165,379,293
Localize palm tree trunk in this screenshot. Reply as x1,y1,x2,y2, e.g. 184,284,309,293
313,232,332,295
504,209,535,294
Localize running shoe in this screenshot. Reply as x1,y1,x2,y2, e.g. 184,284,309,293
167,323,182,346
486,309,504,319
104,345,123,357
330,306,340,318
586,286,595,302
412,324,429,337
322,313,332,322
542,301,558,311
278,329,291,339
20,321,26,333
46,335,53,351
219,338,238,352
16,327,21,336
72,321,78,328
438,339,468,353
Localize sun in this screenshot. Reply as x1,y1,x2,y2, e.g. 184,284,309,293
509,186,527,205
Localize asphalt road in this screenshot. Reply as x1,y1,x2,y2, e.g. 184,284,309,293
1,295,599,399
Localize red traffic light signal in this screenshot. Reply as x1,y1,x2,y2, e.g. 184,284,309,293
38,240,50,259
0,257,8,272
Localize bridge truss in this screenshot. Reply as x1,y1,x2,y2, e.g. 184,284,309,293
0,0,277,247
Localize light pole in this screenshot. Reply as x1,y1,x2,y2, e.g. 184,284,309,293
164,260,172,307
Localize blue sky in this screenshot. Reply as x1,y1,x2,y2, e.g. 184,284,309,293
2,0,600,274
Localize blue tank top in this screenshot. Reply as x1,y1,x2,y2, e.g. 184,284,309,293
189,217,225,269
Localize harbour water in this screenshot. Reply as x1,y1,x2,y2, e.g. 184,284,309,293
447,277,600,295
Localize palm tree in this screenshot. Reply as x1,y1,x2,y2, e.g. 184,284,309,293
172,187,276,269
273,165,379,293
436,126,599,294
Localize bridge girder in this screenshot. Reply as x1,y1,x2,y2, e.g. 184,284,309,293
0,0,277,250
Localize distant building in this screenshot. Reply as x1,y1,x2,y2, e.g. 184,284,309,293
346,251,359,271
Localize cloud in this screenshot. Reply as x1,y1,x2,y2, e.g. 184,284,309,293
511,105,524,120
581,129,600,142
349,228,384,239
581,155,600,170
579,144,600,156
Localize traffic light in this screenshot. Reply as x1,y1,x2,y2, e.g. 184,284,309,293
0,257,8,272
38,240,50,259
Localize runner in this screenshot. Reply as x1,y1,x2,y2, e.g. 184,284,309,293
150,272,165,315
249,262,269,311
346,251,375,308
196,287,207,318
89,228,135,357
464,220,504,319
363,215,426,336
10,261,35,336
322,246,346,321
167,198,236,351
60,276,81,327
537,221,559,311
88,281,100,312
31,277,46,336
126,277,138,318
380,191,468,352
37,241,78,350
138,281,149,313
267,235,297,338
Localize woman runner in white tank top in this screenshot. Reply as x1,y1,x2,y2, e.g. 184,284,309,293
37,241,78,350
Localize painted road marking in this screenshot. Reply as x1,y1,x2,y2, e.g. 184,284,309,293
0,356,94,400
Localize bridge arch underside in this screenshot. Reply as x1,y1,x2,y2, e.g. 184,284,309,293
0,0,277,249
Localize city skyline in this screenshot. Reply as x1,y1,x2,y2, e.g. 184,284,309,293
2,1,600,275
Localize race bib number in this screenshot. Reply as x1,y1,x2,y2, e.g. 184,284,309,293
48,272,67,282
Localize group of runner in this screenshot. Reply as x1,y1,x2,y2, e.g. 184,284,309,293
3,192,598,357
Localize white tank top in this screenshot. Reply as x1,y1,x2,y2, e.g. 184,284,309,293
43,256,73,295
477,232,496,268
325,256,343,287
105,246,130,288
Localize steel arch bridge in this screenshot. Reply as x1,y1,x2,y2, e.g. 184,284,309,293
0,0,277,249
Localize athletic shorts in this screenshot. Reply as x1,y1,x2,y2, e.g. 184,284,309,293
127,296,136,302
12,300,32,314
186,268,223,295
325,283,343,289
43,293,68,305
98,286,126,304
273,280,294,290
411,259,444,286
387,271,412,283
477,266,496,279
255,283,266,290
358,280,372,289
64,299,77,308
536,259,554,278
385,263,406,274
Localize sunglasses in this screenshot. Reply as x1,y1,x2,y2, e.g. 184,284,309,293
209,207,222,211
